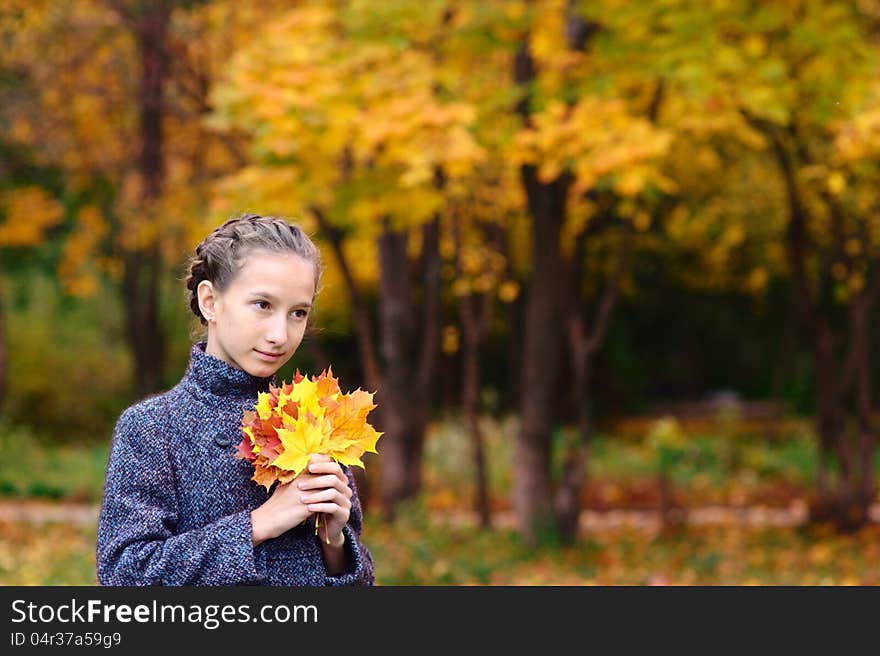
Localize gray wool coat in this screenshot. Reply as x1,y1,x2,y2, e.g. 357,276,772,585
96,341,375,586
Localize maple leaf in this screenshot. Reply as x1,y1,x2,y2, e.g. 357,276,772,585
252,463,281,490
235,367,382,491
323,388,381,468
315,366,341,400
258,430,284,463
334,423,382,469
236,432,257,461
272,421,324,476
255,391,276,421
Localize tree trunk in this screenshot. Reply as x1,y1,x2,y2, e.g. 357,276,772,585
762,125,877,531
498,216,523,413
811,314,875,531
377,224,417,512
451,211,493,527
374,217,440,517
553,365,590,543
555,221,630,543
120,1,169,397
313,210,440,518
462,338,491,527
657,471,686,530
851,294,876,508
514,165,570,545
124,245,165,396
376,387,425,515
512,10,602,543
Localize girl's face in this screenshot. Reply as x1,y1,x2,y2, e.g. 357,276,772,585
202,250,316,378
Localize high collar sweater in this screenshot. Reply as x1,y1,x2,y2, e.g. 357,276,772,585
96,341,374,586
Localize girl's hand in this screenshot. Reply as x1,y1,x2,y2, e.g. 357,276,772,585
250,468,314,547
297,454,352,547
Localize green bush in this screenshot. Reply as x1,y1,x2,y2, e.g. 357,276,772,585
3,272,132,442
0,420,109,502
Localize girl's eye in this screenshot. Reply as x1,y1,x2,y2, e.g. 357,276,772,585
292,309,308,319
254,301,270,310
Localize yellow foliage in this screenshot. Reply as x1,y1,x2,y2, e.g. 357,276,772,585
633,211,652,232
497,280,520,303
0,187,64,247
826,172,846,195
743,35,767,59
528,0,566,63
744,267,769,294
515,94,673,199
723,224,746,248
452,278,471,298
848,272,865,293
58,205,107,297
442,325,460,355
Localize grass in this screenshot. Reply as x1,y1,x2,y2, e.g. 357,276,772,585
0,421,110,503
3,504,880,585
420,413,829,511
0,520,98,585
1,413,879,585
364,502,880,585
0,413,861,508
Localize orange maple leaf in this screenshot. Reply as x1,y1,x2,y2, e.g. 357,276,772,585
234,367,382,491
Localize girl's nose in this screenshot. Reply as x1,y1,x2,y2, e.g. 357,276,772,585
265,314,288,345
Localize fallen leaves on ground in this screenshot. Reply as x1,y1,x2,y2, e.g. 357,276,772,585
2,509,880,585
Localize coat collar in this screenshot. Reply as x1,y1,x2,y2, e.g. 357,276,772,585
182,341,275,400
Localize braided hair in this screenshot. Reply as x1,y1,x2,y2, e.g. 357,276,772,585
184,213,324,326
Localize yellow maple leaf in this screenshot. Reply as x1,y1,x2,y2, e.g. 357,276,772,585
288,376,324,419
236,367,382,489
255,391,275,420
272,420,324,477
333,423,382,469
323,388,381,468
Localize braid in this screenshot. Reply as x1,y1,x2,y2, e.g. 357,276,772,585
185,246,209,324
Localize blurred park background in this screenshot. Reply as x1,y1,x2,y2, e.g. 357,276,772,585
3,0,880,584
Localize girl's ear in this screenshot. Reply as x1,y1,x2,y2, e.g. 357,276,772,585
197,280,218,321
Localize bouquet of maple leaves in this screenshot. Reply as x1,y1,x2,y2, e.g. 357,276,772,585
235,367,381,541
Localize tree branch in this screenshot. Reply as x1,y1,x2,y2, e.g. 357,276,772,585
311,206,383,391
583,222,631,358
416,215,442,393
742,111,819,330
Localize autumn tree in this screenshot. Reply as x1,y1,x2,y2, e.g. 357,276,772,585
209,2,486,515
0,0,172,395
594,0,880,530
0,187,66,409
444,184,518,527
503,1,673,543
0,1,289,397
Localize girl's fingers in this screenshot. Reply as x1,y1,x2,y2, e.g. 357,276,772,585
305,502,349,517
301,487,350,506
298,473,349,492
307,460,347,481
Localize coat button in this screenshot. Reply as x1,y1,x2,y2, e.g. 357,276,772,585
214,432,234,447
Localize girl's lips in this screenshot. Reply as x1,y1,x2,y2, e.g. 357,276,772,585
255,349,283,361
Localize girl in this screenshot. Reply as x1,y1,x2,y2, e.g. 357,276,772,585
96,213,374,585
